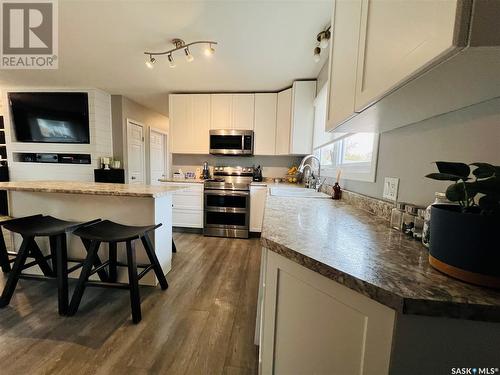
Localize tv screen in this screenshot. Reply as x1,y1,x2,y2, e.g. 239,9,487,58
9,92,90,144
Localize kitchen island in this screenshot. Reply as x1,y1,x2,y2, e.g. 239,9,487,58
257,194,500,375
0,181,185,286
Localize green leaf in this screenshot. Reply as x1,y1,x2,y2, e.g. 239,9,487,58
435,161,470,179
474,176,500,195
478,195,500,213
425,173,462,181
470,163,496,179
446,183,466,202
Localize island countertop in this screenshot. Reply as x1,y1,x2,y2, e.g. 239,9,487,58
0,181,186,198
261,195,500,322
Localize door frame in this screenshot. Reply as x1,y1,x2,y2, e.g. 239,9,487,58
126,118,146,184
149,126,169,184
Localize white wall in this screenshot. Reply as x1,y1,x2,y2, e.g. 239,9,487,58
339,98,500,207
2,88,112,181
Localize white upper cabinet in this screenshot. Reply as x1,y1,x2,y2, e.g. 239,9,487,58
210,94,232,129
210,94,255,130
326,0,363,131
276,82,316,155
290,81,316,155
254,93,277,155
232,94,255,130
169,94,210,154
354,0,464,112
326,0,500,133
276,88,292,155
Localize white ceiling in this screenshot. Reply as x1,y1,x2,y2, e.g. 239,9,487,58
0,0,332,116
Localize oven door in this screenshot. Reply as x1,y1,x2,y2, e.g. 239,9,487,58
204,189,250,237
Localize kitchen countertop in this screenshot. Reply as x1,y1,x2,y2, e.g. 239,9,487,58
0,181,186,198
261,195,500,322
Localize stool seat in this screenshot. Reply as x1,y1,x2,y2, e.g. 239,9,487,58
3,215,82,237
73,220,160,242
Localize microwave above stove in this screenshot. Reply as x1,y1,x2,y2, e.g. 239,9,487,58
209,129,254,156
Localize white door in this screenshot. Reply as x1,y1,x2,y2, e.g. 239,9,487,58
150,129,166,185
127,120,145,184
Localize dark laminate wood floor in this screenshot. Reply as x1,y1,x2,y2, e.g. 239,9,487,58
0,233,261,375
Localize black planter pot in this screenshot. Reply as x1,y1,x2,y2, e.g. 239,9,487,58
429,204,500,288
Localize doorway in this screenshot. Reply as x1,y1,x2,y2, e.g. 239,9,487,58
126,119,145,184
149,127,168,185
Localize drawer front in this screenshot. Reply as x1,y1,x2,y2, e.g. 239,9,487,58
172,193,203,210
173,208,203,228
165,182,204,193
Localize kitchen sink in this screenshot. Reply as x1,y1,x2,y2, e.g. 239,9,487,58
269,187,331,198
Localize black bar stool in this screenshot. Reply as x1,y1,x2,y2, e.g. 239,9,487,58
68,220,168,324
0,215,43,273
0,215,100,315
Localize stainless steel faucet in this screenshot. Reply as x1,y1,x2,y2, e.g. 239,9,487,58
298,154,321,190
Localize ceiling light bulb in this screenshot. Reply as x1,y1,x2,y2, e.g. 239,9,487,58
204,44,215,57
145,56,155,69
184,47,194,62
313,47,321,63
167,54,176,68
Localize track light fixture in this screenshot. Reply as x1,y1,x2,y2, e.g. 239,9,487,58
204,43,215,57
145,55,155,69
313,25,331,63
167,53,176,68
313,47,321,63
184,47,194,62
144,38,218,68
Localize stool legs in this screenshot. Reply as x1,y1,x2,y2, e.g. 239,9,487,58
0,229,11,273
53,234,68,315
82,239,109,282
68,240,100,316
126,240,141,324
108,242,117,282
0,237,31,307
141,235,168,290
172,239,177,253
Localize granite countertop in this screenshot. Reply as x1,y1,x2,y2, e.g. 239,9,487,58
0,181,186,198
158,178,206,184
261,195,500,322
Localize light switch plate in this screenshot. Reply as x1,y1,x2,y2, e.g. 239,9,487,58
383,177,399,201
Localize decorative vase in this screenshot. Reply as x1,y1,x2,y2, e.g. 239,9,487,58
429,204,500,288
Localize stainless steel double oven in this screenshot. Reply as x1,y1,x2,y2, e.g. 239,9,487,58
203,166,254,239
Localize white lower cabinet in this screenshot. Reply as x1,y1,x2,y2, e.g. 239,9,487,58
163,182,203,228
258,249,395,374
249,185,267,232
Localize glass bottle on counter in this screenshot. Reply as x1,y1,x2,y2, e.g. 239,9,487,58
390,202,406,231
422,192,451,248
402,205,419,235
413,208,426,240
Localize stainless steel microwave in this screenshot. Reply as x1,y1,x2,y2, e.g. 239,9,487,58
209,129,254,155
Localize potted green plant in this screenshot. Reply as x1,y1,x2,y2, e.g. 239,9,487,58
425,161,500,288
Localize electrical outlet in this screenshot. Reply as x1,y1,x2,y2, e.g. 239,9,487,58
383,177,399,201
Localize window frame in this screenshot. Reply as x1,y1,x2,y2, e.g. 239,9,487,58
316,132,379,182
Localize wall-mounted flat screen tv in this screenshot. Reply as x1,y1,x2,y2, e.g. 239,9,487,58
9,92,90,144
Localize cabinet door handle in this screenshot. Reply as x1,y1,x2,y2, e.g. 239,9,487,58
131,176,136,180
